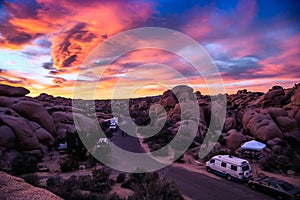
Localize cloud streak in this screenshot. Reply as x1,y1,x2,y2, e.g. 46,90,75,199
0,0,299,98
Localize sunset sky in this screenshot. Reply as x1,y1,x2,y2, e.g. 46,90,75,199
0,0,299,99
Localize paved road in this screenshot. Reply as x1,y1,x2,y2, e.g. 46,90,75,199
111,128,274,200
160,166,273,200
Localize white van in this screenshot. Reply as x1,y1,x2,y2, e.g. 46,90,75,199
206,155,252,181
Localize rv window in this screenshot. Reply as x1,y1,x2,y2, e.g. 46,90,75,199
210,159,215,163
230,165,237,171
221,162,226,168
242,165,249,171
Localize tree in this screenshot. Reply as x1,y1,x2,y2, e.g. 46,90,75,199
65,131,87,160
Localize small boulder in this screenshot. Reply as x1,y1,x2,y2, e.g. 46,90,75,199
287,170,296,176
224,129,246,150
223,117,236,132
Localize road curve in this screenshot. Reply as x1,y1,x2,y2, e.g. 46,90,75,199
111,128,274,200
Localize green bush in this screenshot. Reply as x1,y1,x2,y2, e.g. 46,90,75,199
11,154,38,175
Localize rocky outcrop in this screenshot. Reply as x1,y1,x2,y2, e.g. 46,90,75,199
0,115,40,150
158,90,178,111
261,86,284,107
12,101,56,136
0,84,30,97
242,109,283,141
0,171,62,200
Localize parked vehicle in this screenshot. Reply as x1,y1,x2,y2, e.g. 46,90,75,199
95,138,111,163
109,117,118,131
37,165,50,172
206,155,252,181
248,177,300,200
58,142,67,154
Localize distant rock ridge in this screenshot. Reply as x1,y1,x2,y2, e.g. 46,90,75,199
0,171,62,200
0,83,299,172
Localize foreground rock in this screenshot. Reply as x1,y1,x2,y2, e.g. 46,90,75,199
0,171,62,200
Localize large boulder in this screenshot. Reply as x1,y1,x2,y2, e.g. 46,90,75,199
12,101,56,135
223,117,236,132
261,86,284,107
224,129,246,150
158,90,178,110
0,84,30,97
0,115,40,150
295,109,300,126
28,121,55,145
275,116,297,131
291,85,300,106
0,171,62,200
266,107,288,119
0,125,15,148
242,109,283,141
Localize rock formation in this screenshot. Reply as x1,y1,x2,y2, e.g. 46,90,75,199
0,171,62,200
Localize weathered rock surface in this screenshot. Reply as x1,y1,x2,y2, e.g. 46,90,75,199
242,109,283,141
0,125,16,148
12,101,56,136
0,171,62,200
158,90,178,110
0,115,40,150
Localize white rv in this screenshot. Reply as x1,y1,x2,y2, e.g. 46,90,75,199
109,117,118,131
206,155,252,181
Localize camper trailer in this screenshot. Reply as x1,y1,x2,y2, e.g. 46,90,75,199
206,155,252,181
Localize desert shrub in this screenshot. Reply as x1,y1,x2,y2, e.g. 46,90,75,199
90,168,114,194
108,193,126,200
78,175,93,190
11,154,38,175
116,173,126,183
22,173,40,187
46,175,62,188
59,157,79,172
126,172,184,200
92,168,112,182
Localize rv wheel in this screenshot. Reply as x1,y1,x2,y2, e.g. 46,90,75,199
206,167,211,173
250,184,256,190
226,174,232,181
